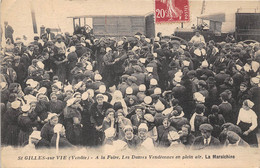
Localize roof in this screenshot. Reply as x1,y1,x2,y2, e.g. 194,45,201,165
198,13,226,22
67,12,153,19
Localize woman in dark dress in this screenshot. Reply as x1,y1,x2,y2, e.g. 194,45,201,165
49,92,66,115
4,100,21,146
51,123,74,149
156,118,176,147
39,113,59,147
49,92,66,124
122,125,141,150
81,91,95,146
208,105,225,138
18,104,38,146
52,46,67,83
63,93,83,145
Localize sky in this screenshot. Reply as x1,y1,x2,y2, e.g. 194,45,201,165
1,0,259,42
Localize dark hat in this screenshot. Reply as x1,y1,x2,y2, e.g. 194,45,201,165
195,103,205,114
75,43,82,47
187,70,196,77
209,40,215,45
141,46,149,49
211,105,219,113
235,47,241,53
43,73,50,80
46,41,54,46
226,131,240,144
127,76,137,83
161,43,168,49
146,53,154,59
14,56,21,60
121,74,130,80
220,92,229,100
53,76,59,80
56,34,62,39
240,82,248,87
200,74,208,80
24,86,34,95
114,102,123,112
171,99,179,106
198,80,207,87
96,93,104,99
170,62,178,68
135,105,145,111
170,40,181,45
133,65,142,72
224,44,231,50
199,124,213,132
105,108,115,116
84,71,92,78
232,53,240,58
151,94,160,99
129,59,138,64
32,59,38,64
76,62,84,67
173,105,183,115
3,56,13,62
34,36,40,40
28,42,35,47
226,124,242,135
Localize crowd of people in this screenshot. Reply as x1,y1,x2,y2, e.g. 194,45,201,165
1,25,259,152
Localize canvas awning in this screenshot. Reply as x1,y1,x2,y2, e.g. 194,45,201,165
198,13,226,22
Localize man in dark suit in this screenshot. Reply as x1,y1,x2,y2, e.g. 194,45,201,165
90,94,113,146
41,28,55,41
191,123,221,150
130,106,145,134
4,21,14,43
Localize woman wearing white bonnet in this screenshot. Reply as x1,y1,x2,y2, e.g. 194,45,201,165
22,131,41,151
144,113,158,141
167,131,184,149
122,125,141,150
110,90,128,116
51,123,74,152
39,113,58,147
103,127,127,153
138,123,155,150
237,99,258,147
103,127,116,145
18,104,38,146
4,100,21,146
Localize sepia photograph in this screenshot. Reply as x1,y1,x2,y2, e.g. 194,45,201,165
0,0,260,167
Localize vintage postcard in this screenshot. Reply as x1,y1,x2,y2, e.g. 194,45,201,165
1,0,260,168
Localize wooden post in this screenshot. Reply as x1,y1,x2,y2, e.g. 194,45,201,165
73,18,75,31
30,0,37,34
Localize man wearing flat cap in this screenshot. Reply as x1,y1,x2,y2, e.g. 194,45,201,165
131,65,146,85
226,131,249,148
191,123,221,150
